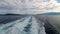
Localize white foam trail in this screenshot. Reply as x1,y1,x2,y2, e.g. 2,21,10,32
0,16,46,34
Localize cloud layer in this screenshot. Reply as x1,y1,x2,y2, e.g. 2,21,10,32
0,0,60,14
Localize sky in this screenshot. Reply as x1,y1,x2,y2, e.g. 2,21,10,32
57,0,60,3
0,0,60,14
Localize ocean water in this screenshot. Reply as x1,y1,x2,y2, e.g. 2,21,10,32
0,15,46,34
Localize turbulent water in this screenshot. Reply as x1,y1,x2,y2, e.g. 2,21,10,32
0,16,46,34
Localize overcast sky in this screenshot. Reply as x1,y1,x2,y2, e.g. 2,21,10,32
0,0,60,14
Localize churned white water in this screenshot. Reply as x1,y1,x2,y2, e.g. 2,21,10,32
0,16,46,34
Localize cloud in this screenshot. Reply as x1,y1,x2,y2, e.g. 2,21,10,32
50,4,60,12
0,0,60,14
